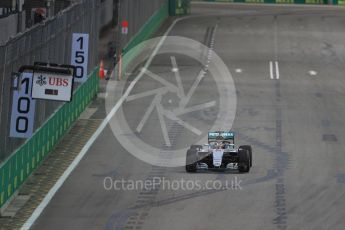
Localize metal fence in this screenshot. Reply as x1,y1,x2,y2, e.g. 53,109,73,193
193,0,335,4
0,0,169,162
0,0,102,161
116,0,167,54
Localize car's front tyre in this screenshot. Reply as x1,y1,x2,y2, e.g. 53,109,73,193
186,149,198,173
239,145,252,167
238,149,250,173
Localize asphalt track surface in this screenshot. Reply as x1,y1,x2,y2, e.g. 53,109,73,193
30,3,345,230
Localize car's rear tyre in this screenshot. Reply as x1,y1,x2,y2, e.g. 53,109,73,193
238,149,250,173
239,145,252,167
186,149,198,173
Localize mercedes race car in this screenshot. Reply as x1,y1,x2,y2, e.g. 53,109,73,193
186,131,252,173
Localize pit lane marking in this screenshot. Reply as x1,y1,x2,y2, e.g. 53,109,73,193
269,61,280,80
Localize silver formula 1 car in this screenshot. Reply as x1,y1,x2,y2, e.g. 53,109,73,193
186,131,252,173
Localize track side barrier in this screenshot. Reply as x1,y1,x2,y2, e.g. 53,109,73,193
120,2,170,78
0,68,99,210
120,0,191,79
193,0,339,4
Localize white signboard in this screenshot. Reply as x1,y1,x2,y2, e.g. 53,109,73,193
32,71,73,102
10,72,36,138
121,27,128,35
71,33,89,83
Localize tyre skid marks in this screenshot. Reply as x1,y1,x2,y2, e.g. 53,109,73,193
105,124,185,230
273,80,290,230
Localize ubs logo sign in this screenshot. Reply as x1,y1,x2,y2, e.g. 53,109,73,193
48,77,69,87
32,71,74,102
36,75,47,86
36,75,69,87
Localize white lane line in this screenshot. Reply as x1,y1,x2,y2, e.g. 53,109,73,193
20,15,185,230
171,67,178,73
235,68,242,73
269,61,280,80
308,70,317,76
170,56,185,98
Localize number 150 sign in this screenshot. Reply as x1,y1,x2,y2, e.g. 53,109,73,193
71,33,89,83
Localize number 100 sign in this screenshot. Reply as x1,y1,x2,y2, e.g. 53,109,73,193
71,33,89,83
10,72,36,138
